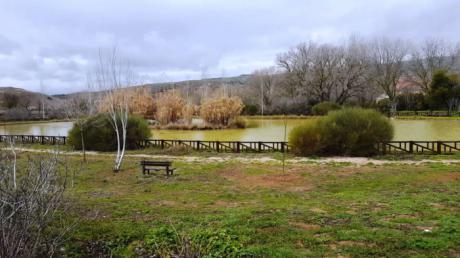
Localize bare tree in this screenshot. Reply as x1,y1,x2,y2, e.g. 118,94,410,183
307,44,343,102
334,38,371,104
0,146,71,257
248,67,278,115
2,93,19,109
64,82,96,162
367,38,409,115
408,38,459,94
277,42,315,98
93,48,135,172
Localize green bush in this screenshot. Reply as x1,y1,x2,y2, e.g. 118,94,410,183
289,108,394,156
68,114,151,151
288,121,321,156
311,101,341,115
375,98,391,115
242,104,259,115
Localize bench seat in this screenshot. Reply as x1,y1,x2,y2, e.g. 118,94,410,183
140,160,176,176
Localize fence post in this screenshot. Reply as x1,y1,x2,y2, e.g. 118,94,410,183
236,142,240,153
161,139,165,149
258,141,262,152
196,140,201,151
41,136,44,145
437,141,442,154
409,141,414,153
216,141,220,152
281,142,285,153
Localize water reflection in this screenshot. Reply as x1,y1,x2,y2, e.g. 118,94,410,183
0,122,73,136
1,119,460,141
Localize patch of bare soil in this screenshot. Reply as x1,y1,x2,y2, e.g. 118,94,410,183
428,172,460,183
289,222,321,230
213,200,240,207
219,168,312,191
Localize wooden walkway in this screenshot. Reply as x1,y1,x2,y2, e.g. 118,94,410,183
1,134,460,155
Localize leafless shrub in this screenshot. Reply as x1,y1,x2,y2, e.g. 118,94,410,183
0,146,71,257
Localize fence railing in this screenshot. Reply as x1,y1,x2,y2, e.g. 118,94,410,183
395,110,460,117
376,141,460,155
0,135,67,145
2,134,460,155
138,139,289,153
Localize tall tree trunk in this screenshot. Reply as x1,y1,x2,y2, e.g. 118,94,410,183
80,127,86,163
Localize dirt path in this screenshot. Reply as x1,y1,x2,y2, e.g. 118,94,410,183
10,147,460,166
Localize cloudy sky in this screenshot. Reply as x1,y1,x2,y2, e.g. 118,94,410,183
0,0,459,94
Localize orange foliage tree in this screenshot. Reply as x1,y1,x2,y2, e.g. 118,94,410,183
182,104,198,124
200,96,244,125
98,87,155,118
155,90,186,125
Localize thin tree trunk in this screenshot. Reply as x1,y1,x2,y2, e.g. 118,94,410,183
80,127,86,163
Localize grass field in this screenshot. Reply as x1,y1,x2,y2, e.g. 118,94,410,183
16,151,456,257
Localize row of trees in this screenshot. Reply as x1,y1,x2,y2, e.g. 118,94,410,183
243,38,460,115
96,88,245,127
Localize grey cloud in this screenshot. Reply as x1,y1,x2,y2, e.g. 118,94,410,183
0,0,459,94
0,35,20,55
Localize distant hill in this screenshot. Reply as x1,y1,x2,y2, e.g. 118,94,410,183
0,87,63,109
1,74,252,108
0,87,66,120
146,74,251,89
53,74,252,98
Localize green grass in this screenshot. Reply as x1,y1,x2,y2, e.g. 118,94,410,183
20,152,458,257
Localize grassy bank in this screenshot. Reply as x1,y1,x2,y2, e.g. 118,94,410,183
243,115,316,120
0,118,72,126
15,151,458,257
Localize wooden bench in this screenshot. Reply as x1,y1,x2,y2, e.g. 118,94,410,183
140,160,176,176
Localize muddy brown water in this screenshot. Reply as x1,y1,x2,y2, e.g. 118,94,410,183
1,118,460,141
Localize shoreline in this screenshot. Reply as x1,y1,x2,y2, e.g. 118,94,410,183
0,119,72,126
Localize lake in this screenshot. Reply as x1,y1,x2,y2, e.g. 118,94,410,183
1,118,460,141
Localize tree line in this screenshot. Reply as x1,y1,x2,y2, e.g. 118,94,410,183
241,37,460,115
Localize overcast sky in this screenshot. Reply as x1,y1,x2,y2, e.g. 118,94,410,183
0,0,459,94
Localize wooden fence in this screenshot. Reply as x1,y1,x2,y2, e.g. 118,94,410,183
0,135,67,145
138,139,289,153
2,134,460,155
376,141,460,155
395,110,460,117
